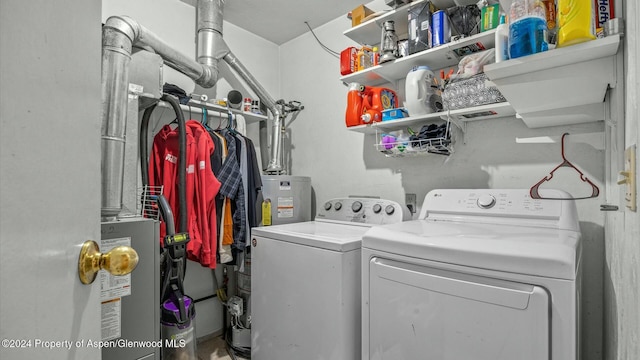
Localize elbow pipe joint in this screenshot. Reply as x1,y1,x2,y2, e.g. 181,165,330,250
104,16,139,46
195,65,218,88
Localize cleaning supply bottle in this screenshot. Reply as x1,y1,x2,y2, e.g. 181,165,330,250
405,66,436,116
542,0,557,45
372,46,380,66
508,0,548,59
495,14,509,62
356,46,372,71
345,83,364,127
556,0,595,47
361,86,398,124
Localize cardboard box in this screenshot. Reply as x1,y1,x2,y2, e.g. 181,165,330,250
351,4,374,27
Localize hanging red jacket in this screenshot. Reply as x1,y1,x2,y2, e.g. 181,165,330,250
149,120,221,268
189,121,221,267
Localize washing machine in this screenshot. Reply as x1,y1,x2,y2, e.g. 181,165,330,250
251,197,410,360
361,189,582,360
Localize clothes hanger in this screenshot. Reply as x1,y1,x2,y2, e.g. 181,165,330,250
202,107,208,126
226,106,238,135
530,133,600,200
215,113,224,130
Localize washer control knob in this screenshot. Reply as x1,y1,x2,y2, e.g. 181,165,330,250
324,202,332,211
373,204,382,213
334,202,342,211
477,195,496,209
385,205,395,215
352,201,363,213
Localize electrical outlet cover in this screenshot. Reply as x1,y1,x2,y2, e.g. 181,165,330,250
623,145,636,211
406,193,417,214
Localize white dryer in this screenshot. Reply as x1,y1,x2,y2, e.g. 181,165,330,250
251,197,410,360
362,189,582,360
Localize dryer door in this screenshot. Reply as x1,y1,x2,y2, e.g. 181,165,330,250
367,257,550,360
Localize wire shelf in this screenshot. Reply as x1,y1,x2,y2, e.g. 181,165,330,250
375,137,453,157
137,185,164,220
375,118,454,157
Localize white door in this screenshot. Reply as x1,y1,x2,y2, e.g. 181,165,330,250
0,0,103,359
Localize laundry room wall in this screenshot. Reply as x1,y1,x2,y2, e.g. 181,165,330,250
102,0,280,339
604,0,640,358
279,0,607,358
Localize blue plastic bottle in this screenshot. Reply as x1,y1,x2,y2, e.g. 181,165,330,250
508,0,548,59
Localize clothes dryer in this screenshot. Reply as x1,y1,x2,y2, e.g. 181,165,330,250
251,197,410,360
362,189,582,360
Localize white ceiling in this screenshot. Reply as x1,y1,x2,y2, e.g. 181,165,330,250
180,0,368,45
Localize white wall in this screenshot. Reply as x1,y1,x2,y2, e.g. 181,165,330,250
279,2,607,359
603,0,640,359
102,0,280,339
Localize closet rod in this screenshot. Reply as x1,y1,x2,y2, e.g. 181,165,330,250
156,99,267,123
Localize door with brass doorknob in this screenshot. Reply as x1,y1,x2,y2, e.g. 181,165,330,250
78,240,139,285
0,1,104,358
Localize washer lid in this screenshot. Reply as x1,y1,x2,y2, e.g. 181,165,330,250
362,219,581,280
251,221,369,252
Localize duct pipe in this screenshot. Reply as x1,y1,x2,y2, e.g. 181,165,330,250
222,51,284,173
101,23,134,219
101,0,287,216
197,0,224,67
101,14,222,217
197,0,285,173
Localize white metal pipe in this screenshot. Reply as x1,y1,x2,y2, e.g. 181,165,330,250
222,51,284,173
101,22,134,219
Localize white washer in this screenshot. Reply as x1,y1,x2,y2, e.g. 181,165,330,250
251,197,410,360
362,189,582,360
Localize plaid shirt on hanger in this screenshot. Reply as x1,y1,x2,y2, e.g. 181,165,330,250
217,129,246,249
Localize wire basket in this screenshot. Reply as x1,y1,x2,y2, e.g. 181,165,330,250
137,185,164,220
375,120,454,157
375,136,453,157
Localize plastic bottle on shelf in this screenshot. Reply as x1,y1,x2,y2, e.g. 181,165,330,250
556,0,596,48
542,0,557,45
345,82,364,127
508,0,548,59
356,46,372,71
372,46,380,66
405,66,436,116
495,14,509,62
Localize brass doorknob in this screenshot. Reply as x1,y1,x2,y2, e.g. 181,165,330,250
78,240,139,285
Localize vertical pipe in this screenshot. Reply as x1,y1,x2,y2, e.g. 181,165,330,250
197,0,224,67
101,23,135,219
223,51,284,173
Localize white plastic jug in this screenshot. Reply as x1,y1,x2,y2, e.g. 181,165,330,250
405,66,436,116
